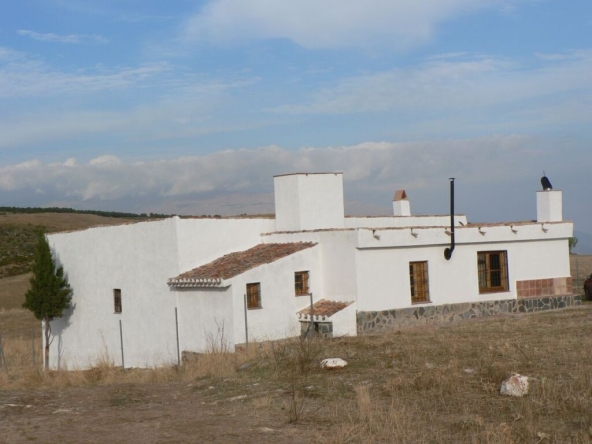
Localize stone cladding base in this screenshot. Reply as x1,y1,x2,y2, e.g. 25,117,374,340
357,294,582,334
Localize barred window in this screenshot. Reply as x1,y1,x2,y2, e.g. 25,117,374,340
113,289,122,314
409,261,430,304
295,271,310,296
246,283,261,309
477,251,509,293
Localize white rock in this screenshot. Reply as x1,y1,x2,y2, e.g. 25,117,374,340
259,427,276,433
320,358,348,370
500,373,529,397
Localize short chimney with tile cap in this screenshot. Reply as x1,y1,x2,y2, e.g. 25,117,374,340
393,190,411,216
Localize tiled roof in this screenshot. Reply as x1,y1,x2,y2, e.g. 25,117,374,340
298,299,353,320
169,242,316,284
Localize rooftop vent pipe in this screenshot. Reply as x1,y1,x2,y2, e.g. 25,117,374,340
541,172,553,190
444,178,455,260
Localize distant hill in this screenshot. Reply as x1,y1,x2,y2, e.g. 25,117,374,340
0,206,170,219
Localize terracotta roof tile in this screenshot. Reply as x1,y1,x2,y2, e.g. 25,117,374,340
393,190,408,201
170,242,316,282
298,299,353,318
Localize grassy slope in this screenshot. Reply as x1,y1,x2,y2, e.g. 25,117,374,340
0,305,591,443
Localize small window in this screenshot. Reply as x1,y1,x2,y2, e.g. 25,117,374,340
113,289,122,314
477,251,509,293
246,283,261,309
409,261,430,304
295,271,310,296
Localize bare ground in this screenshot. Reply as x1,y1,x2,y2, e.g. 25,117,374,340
0,382,312,444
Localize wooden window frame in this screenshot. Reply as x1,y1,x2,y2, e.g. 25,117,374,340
409,261,430,304
477,251,509,294
113,289,122,314
295,271,310,296
246,283,262,309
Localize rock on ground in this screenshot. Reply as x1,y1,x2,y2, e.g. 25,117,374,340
320,358,348,370
500,373,529,397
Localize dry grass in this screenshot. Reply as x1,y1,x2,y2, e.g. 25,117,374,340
0,336,265,390
5,306,591,442
0,212,138,233
0,308,39,339
0,273,32,311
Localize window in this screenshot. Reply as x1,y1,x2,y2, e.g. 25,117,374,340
409,261,430,304
295,271,310,296
246,283,261,309
477,251,509,293
113,289,122,314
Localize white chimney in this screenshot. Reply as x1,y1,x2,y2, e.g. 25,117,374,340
274,173,345,231
536,190,562,222
393,190,411,216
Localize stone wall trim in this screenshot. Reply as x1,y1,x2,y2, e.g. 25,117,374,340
357,294,582,334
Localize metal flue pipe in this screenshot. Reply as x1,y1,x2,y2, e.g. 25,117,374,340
444,178,455,260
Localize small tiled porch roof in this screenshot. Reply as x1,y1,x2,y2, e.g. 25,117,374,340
168,242,316,287
298,299,354,321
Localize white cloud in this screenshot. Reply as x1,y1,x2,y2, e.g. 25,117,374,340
182,0,511,49
0,81,262,148
1,137,589,230
273,51,592,115
17,29,108,44
0,135,553,201
0,49,169,98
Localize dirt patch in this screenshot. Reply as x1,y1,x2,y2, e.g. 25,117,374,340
0,383,311,444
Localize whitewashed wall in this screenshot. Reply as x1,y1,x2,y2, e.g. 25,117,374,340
229,246,321,345
355,233,572,312
47,219,180,369
263,230,359,303
176,287,234,353
176,218,275,273
331,303,357,337
46,216,278,369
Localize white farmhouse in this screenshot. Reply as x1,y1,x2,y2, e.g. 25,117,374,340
46,173,578,369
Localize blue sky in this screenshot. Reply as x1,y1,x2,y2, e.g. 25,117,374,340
1,1,591,240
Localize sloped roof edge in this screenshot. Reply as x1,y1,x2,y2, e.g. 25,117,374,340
168,242,317,286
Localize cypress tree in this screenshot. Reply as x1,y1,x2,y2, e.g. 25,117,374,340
23,232,72,369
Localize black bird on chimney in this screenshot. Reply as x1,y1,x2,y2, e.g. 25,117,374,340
541,172,553,191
